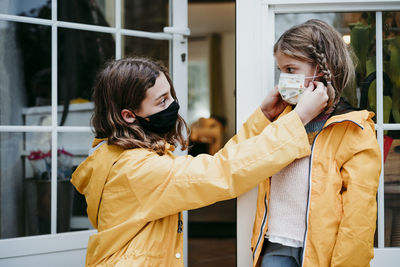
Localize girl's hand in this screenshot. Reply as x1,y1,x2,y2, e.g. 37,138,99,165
260,86,288,121
294,81,328,125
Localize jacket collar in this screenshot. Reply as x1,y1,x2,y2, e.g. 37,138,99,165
277,98,374,129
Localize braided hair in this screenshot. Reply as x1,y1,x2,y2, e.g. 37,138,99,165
274,19,355,112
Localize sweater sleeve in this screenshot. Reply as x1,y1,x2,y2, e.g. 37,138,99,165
121,111,310,222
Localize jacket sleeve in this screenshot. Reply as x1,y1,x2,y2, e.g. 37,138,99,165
331,119,381,267
223,107,271,147
120,111,310,222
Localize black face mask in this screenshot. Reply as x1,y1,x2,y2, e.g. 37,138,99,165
135,100,180,134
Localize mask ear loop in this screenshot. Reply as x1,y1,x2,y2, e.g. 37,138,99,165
311,65,318,83
304,66,319,85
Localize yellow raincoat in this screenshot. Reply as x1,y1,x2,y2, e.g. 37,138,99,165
251,104,381,267
71,108,311,266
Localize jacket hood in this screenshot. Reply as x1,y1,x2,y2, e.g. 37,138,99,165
71,138,124,228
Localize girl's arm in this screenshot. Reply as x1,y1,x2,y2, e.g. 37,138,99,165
223,107,272,147
331,118,381,266
119,111,310,222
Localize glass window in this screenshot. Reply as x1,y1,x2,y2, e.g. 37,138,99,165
0,21,51,126
58,0,115,27
0,0,51,19
58,132,94,233
383,11,400,248
0,132,56,238
122,36,169,66
58,28,115,126
384,131,400,247
122,0,169,32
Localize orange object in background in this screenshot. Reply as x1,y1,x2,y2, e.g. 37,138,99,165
189,116,226,156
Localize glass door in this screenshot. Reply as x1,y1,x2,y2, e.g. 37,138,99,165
236,0,400,266
0,0,188,265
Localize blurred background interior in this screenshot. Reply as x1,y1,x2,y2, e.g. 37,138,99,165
1,1,400,266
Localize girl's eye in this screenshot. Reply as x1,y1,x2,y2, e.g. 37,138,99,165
287,67,294,73
160,98,167,105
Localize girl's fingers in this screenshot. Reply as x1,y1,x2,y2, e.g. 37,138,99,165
305,81,315,92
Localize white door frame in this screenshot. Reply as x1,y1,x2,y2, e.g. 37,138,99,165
236,1,400,266
0,0,188,266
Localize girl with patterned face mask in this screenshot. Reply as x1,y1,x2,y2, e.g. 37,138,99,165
70,57,328,267
277,62,319,105
251,19,381,267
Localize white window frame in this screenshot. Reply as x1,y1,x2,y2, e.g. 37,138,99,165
0,0,189,265
236,1,400,266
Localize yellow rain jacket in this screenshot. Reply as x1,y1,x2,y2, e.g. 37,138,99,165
71,108,312,266
251,104,381,267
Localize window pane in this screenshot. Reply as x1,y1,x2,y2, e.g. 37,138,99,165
58,0,115,27
382,12,400,247
122,36,169,66
275,12,376,119
0,21,51,126
58,132,94,233
383,11,400,125
0,131,55,238
122,0,169,32
58,28,114,126
0,0,51,19
384,132,400,247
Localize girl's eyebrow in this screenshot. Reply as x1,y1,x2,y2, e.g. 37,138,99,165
154,92,169,102
282,63,299,68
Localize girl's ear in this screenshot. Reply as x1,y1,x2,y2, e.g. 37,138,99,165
121,109,136,123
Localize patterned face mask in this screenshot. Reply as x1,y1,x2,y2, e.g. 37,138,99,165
278,67,318,105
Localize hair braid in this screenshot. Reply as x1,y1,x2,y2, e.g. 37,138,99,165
307,43,336,112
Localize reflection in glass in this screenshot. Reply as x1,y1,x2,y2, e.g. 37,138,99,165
383,11,400,248
122,0,169,32
275,13,376,116
122,36,169,67
58,132,94,233
58,0,115,27
58,28,114,126
0,132,57,238
0,0,51,19
0,21,51,126
384,131,400,247
383,12,400,127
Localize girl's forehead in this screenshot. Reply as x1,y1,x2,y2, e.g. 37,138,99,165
275,51,313,66
145,73,171,99
276,52,301,64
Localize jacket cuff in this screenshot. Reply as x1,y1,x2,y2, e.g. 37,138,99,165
275,110,311,158
244,107,271,133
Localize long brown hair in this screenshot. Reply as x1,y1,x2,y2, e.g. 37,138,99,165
274,19,356,110
91,57,188,154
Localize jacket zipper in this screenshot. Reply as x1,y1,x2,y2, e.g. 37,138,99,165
178,212,183,233
252,194,268,259
300,119,363,266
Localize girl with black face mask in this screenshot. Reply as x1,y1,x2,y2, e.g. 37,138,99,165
71,57,328,267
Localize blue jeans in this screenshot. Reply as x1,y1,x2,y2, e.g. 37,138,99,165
260,241,302,267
